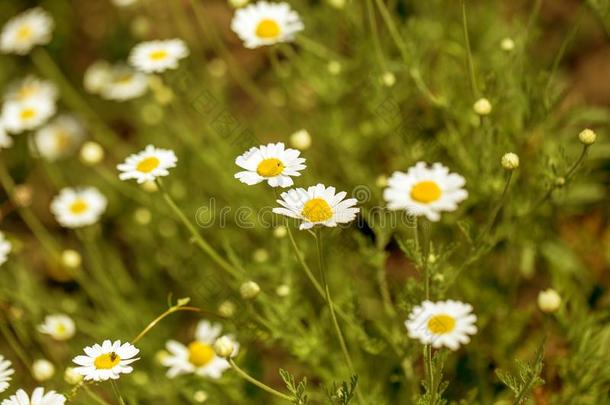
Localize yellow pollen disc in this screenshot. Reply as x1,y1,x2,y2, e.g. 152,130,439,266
113,73,133,84
187,341,215,367
410,181,442,204
17,25,32,40
20,108,36,120
69,200,89,214
427,314,456,335
149,50,168,61
94,352,121,370
136,156,160,173
256,19,281,39
54,131,70,151
301,198,333,222
55,324,67,334
256,158,284,177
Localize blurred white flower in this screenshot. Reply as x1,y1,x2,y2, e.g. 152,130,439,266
63,367,83,385
117,145,177,184
231,1,304,49
538,289,561,313
72,340,140,381
112,0,139,7
273,184,359,230
4,76,58,103
32,359,55,382
384,162,468,222
79,141,105,165
0,123,13,149
32,115,85,161
405,300,477,350
1,387,65,405
2,98,56,134
50,187,108,228
100,64,148,101
0,354,14,393
235,142,306,188
129,39,189,73
162,320,238,379
83,60,112,95
0,232,12,267
0,8,54,55
38,314,76,341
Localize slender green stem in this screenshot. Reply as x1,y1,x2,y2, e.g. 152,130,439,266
461,0,478,98
83,385,112,405
375,249,396,317
417,218,435,403
156,179,240,278
228,359,292,401
366,0,387,71
476,171,514,244
0,319,31,373
374,0,410,62
110,380,127,405
314,230,365,405
132,305,202,344
296,35,340,60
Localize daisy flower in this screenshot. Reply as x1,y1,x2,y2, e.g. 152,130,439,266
72,340,139,381
0,232,12,267
2,98,56,134
273,184,359,230
0,355,14,394
1,387,65,405
235,142,306,188
50,187,108,229
383,162,468,222
117,145,177,184
405,300,477,350
4,76,58,103
161,320,238,379
83,60,111,95
128,39,189,73
32,115,85,161
0,125,12,150
100,64,148,101
0,8,54,55
231,1,304,49
37,314,76,341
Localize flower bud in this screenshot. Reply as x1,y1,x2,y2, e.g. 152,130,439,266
276,284,290,297
13,185,33,207
218,300,236,318
229,0,249,8
194,390,209,403
578,128,597,145
79,142,104,165
64,367,83,385
273,225,287,238
290,129,312,150
500,38,515,51
381,72,396,87
240,280,260,299
538,289,561,313
501,152,519,170
375,175,388,188
32,359,55,381
327,61,342,75
253,248,269,263
473,98,492,115
61,249,82,269
213,335,236,358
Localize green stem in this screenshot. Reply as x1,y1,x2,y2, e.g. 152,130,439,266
374,0,410,62
110,380,127,405
83,385,112,405
0,319,31,373
228,359,292,402
156,179,240,278
366,0,387,70
461,0,478,98
314,230,365,405
417,218,434,403
476,171,514,244
132,305,202,344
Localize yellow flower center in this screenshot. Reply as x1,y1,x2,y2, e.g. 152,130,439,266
256,19,281,39
410,181,442,204
149,50,168,61
69,199,89,214
94,352,121,370
17,25,32,40
55,324,67,335
54,131,70,151
187,341,215,367
256,158,284,177
136,156,160,173
20,108,37,120
427,314,456,335
113,73,133,84
301,198,333,222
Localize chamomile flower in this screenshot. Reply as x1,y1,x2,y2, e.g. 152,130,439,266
1,387,65,405
405,300,477,350
50,187,107,229
100,64,148,101
32,115,85,161
83,60,111,95
4,76,58,103
161,320,238,379
231,1,304,49
0,124,11,149
383,162,468,222
273,184,359,230
37,314,76,341
72,340,140,381
117,145,177,184
0,232,12,267
0,355,14,393
0,8,54,55
235,142,306,188
2,98,56,134
129,39,189,73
